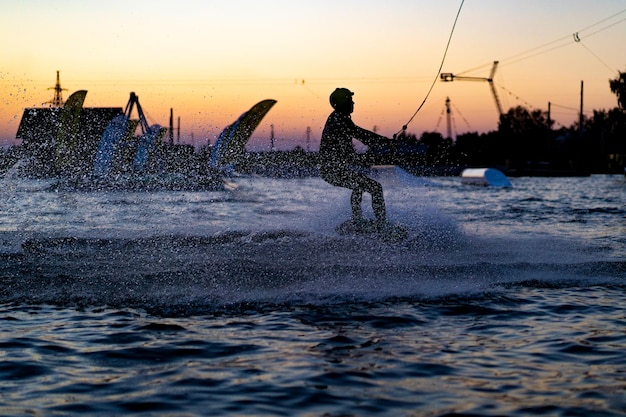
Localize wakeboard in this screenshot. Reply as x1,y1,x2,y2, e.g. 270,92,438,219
335,219,409,242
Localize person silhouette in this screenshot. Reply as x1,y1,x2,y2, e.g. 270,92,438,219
319,88,392,228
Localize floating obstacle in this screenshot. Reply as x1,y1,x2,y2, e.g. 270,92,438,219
461,168,511,187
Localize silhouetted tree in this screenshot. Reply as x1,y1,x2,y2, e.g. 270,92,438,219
498,106,551,168
393,132,425,166
607,70,626,172
455,131,497,167
417,131,455,167
581,108,626,173
609,70,626,110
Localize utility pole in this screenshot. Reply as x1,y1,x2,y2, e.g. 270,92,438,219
445,97,452,140
547,101,551,129
579,80,584,134
270,124,275,151
169,108,174,144
306,126,311,152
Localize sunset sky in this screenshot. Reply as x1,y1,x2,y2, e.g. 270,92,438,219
1,0,625,150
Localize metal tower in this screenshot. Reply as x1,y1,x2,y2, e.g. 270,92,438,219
48,70,67,107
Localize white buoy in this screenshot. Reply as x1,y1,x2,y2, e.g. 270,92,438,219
461,168,511,187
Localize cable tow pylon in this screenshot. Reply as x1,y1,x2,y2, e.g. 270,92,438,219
440,61,504,116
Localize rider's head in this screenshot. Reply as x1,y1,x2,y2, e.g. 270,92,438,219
329,88,354,114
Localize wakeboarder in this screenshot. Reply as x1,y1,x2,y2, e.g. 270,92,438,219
319,88,394,230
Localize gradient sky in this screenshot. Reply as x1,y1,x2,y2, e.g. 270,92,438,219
1,0,625,150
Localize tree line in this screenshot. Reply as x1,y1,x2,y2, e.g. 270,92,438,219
390,70,626,176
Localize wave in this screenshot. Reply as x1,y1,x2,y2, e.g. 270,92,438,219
1,175,623,315
1,228,623,315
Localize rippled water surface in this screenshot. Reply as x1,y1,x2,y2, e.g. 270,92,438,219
0,173,625,416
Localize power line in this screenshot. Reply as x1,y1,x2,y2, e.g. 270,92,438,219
496,84,535,110
457,8,626,74
577,41,617,74
550,102,579,112
577,8,626,35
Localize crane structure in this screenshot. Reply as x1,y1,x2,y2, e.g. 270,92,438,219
440,61,503,116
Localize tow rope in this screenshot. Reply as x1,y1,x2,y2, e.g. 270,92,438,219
395,0,465,138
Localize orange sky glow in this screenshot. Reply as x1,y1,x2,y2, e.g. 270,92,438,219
1,0,625,151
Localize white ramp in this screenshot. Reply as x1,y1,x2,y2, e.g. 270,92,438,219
461,168,511,187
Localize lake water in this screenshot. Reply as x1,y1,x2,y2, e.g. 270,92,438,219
0,171,625,416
